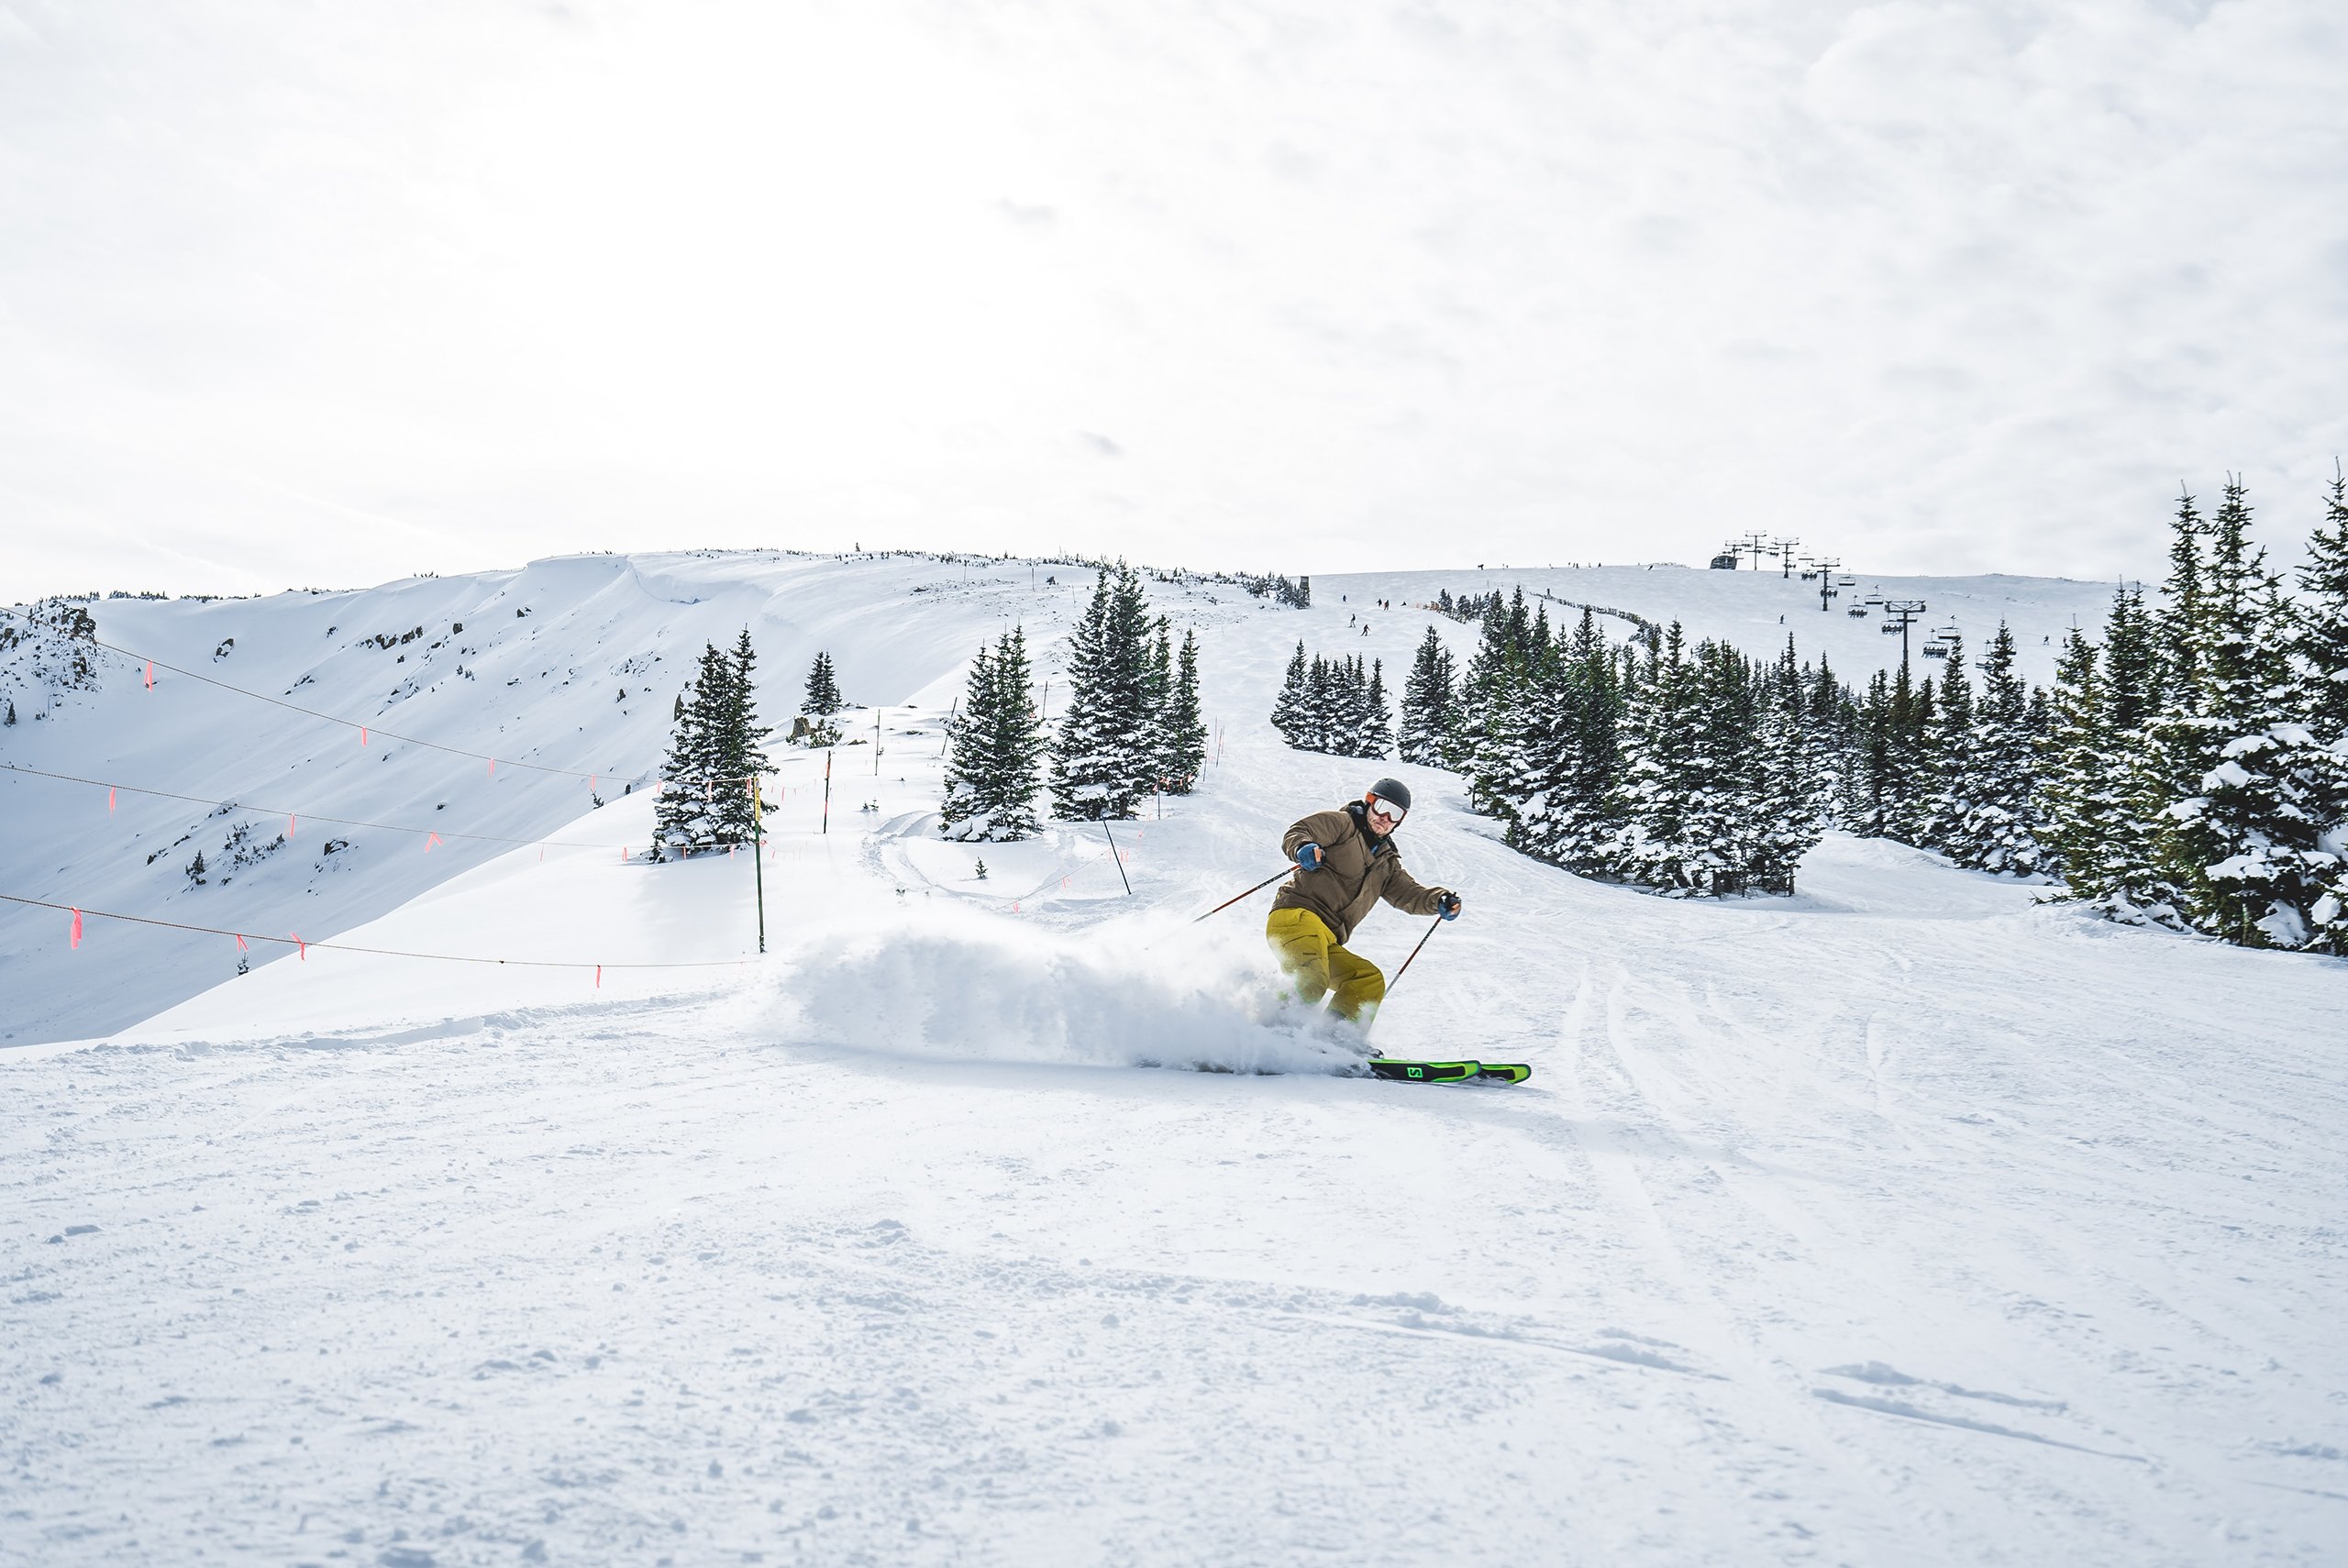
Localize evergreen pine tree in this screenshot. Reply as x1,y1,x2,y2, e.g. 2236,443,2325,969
1160,630,1209,792
941,626,1048,840
799,650,846,745
804,650,844,713
2153,478,2331,944
710,629,772,846
1750,637,1825,891
2039,625,2113,892
1617,623,1704,892
654,643,731,856
2297,462,2348,736
1888,669,1937,846
1953,622,2043,874
1271,641,1309,747
2296,464,2348,951
1361,657,1394,758
1924,633,1977,856
1143,618,1174,787
1049,564,1155,819
1398,626,1457,766
1459,597,1526,820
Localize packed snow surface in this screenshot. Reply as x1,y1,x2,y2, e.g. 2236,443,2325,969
6,552,2347,1565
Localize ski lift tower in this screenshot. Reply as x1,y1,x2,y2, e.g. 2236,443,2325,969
1878,599,1928,668
1774,536,1800,579
1739,532,1774,570
1810,556,1843,612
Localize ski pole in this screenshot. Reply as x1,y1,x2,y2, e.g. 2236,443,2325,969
1387,915,1445,993
1191,867,1292,924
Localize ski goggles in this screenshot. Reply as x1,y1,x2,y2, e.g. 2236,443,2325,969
1366,794,1407,826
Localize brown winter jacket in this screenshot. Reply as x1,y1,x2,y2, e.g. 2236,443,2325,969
1272,801,1449,946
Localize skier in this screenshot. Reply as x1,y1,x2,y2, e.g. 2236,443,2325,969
1268,778,1460,1035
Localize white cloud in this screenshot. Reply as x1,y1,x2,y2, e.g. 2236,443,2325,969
1,0,2343,598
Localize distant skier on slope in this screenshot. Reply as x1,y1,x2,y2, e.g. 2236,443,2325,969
1268,778,1461,1035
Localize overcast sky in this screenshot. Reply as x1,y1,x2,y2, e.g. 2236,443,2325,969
3,0,2345,600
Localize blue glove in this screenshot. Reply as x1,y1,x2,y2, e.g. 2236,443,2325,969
1295,842,1324,870
1437,890,1461,920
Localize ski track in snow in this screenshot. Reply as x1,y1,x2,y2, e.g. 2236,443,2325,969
6,557,2348,1565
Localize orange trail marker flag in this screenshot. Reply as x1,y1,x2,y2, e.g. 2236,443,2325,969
70,907,83,948
426,832,443,853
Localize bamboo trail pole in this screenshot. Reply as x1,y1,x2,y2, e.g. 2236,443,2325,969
821,751,832,834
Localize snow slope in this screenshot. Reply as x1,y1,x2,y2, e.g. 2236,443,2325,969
5,554,2105,1047
0,551,1272,1045
6,554,2347,1566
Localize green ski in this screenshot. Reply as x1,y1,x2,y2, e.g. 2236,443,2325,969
1366,1058,1532,1086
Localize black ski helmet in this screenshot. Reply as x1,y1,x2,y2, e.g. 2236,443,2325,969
1367,778,1412,813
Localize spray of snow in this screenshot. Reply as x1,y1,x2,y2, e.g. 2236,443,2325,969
758,906,1363,1075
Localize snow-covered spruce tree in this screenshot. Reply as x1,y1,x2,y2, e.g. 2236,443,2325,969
1615,624,1707,892
1559,613,1631,869
2039,625,2114,891
1844,668,1897,837
1749,638,1826,891
799,650,846,746
1048,563,1155,820
803,651,844,712
2298,466,2348,951
2150,478,2332,946
1922,632,1977,857
1947,623,2044,875
1888,669,1938,847
1398,625,1458,766
1158,629,1209,793
2083,583,2169,911
1804,654,1853,827
1688,638,1765,892
940,626,1047,841
654,642,732,856
1301,656,1335,753
709,629,774,847
1143,618,1174,786
1458,594,1529,822
1270,641,1309,747
2298,463,2348,739
1359,657,1394,759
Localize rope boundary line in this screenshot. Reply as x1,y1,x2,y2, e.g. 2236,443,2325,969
0,891,759,972
0,761,779,853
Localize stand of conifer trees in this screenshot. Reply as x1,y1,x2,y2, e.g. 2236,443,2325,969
1398,476,2348,949
653,631,772,856
2036,477,2348,949
1269,643,1392,757
935,563,1208,838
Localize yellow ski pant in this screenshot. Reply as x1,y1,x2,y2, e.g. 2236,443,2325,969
1266,906,1385,1030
